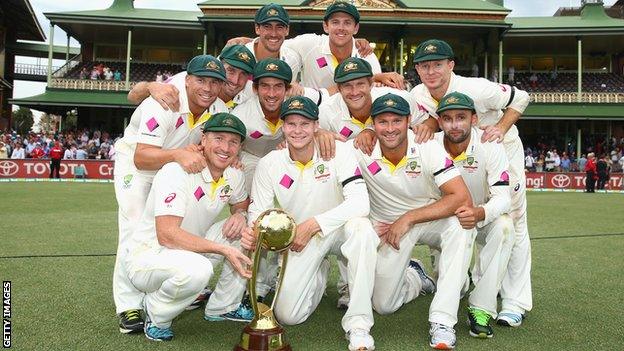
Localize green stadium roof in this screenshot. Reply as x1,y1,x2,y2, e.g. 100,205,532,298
9,89,136,114
2,0,46,41
524,103,624,120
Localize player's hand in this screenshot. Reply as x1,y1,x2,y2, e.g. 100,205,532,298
222,213,248,240
353,129,376,155
355,38,373,57
374,222,391,244
174,147,206,173
276,139,287,150
290,218,320,252
149,82,180,112
412,123,435,144
241,227,257,251
455,205,478,229
315,129,344,161
372,72,405,90
222,246,252,279
229,154,244,169
386,215,412,250
480,125,505,143
226,37,253,46
286,82,305,97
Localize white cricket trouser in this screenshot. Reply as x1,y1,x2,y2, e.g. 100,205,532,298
468,214,514,318
274,218,379,333
502,137,532,314
112,154,152,314
241,150,279,297
126,220,248,328
372,217,475,327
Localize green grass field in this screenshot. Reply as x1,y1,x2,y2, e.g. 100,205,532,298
1,183,623,350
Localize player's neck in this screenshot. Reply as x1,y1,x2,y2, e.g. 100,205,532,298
380,140,408,165
254,40,280,61
260,105,280,124
219,91,236,104
288,141,315,164
329,39,353,62
188,103,207,123
349,98,372,122
429,78,451,102
206,161,224,181
443,135,470,159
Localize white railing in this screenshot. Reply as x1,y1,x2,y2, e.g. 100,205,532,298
52,54,82,78
14,63,59,76
49,78,137,91
529,92,624,103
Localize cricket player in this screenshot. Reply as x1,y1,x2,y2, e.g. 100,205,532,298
352,93,475,350
112,55,228,333
126,113,252,341
127,44,256,112
409,39,532,326
434,92,514,339
241,96,379,351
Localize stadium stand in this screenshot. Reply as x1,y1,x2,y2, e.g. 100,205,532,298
515,72,624,93
64,61,184,82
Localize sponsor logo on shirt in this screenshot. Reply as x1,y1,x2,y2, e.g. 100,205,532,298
314,164,331,182
462,157,479,172
316,57,328,68
219,184,232,201
405,158,421,177
122,174,133,189
250,131,263,139
194,186,206,201
164,192,176,207
279,174,294,189
367,161,381,175
175,116,184,129
340,126,353,138
146,117,159,132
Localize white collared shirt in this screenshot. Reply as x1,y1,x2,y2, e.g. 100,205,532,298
410,73,530,143
129,162,247,252
231,95,285,158
351,130,461,223
284,33,382,89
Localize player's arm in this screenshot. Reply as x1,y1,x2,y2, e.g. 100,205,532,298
128,81,180,111
134,143,206,174
241,157,277,251
411,116,438,144
478,143,512,226
481,82,530,142
222,173,251,240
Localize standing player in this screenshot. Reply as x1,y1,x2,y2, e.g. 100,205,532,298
434,92,514,339
126,113,252,341
409,39,532,326
112,55,228,333
352,93,474,350
241,96,379,351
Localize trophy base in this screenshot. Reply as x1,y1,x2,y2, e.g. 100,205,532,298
234,325,291,351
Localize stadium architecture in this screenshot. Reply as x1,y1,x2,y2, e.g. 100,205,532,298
5,0,624,157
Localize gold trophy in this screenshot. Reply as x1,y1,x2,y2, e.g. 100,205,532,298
234,209,296,351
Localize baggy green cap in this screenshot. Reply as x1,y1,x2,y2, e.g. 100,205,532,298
187,55,226,81
253,58,293,83
413,39,454,63
219,45,256,74
324,1,360,23
334,57,372,83
436,92,476,114
255,3,290,25
371,93,411,118
280,96,319,120
202,112,247,141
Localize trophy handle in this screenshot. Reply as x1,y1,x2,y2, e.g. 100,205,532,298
270,249,289,311
247,228,265,317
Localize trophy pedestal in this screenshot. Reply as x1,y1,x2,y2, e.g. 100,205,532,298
234,325,291,351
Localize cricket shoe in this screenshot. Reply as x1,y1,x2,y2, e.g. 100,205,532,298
497,311,524,327
408,259,436,295
204,303,254,322
143,313,173,341
346,328,375,351
337,285,350,310
185,288,212,310
118,309,144,334
429,323,456,350
467,307,493,338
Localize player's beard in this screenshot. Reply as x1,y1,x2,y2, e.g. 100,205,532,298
444,128,470,144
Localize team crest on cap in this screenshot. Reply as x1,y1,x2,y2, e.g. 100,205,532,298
288,99,304,109
445,96,459,104
384,99,396,107
343,62,358,72
266,62,279,71
336,3,347,7
223,118,235,126
424,44,437,53
237,52,251,62
206,61,219,70
267,8,279,16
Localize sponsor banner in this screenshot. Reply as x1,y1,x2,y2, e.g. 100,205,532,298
0,159,114,179
525,172,624,190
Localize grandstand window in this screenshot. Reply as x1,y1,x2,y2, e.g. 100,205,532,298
531,57,554,72
171,50,194,64
556,56,577,71
584,56,609,71
96,45,123,60
147,48,170,63
130,48,144,61
506,57,529,71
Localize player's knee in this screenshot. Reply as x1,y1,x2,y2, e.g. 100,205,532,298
343,218,378,245
274,303,307,326
174,257,213,293
372,294,397,315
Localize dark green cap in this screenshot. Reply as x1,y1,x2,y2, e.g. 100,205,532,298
371,93,411,118
255,3,290,25
202,113,247,141
253,58,292,82
413,39,454,63
436,92,475,114
280,96,319,121
187,55,226,81
219,45,256,74
324,1,360,23
334,57,372,83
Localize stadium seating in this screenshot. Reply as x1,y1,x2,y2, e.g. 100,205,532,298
64,61,184,82
514,72,624,93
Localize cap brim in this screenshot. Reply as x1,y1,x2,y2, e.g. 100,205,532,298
372,107,410,117
222,58,254,74
253,72,291,82
334,72,372,83
280,110,318,121
324,9,359,22
203,126,246,141
436,105,475,114
189,70,226,81
256,17,289,25
413,54,453,63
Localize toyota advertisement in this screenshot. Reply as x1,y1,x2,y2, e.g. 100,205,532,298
525,172,623,190
0,159,114,179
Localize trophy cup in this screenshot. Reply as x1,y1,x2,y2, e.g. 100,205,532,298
234,209,296,351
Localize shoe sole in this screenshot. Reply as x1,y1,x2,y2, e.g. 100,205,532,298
469,330,493,339
204,315,251,323
430,342,454,350
144,333,172,342
497,318,521,327
119,326,143,334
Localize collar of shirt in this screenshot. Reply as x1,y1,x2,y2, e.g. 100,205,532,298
201,167,229,199
371,129,419,162
424,72,459,108
320,35,358,67
253,96,283,135
284,143,319,172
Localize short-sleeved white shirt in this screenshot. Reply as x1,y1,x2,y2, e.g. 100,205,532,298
410,73,529,143
231,95,284,158
129,162,247,253
249,142,363,234
351,130,460,223
283,33,382,90
245,38,302,83
319,86,428,138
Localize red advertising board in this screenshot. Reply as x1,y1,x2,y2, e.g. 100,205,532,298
525,172,623,190
0,159,114,179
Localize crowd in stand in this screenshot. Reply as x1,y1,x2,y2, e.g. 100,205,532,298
78,63,123,81
0,129,120,160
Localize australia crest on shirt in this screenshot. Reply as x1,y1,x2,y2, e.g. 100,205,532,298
314,163,331,182
404,157,421,178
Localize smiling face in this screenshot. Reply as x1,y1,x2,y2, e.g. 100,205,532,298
373,112,409,151
222,62,250,99
282,114,318,151
255,21,289,54
186,75,223,113
201,131,242,171
255,77,287,115
438,109,476,144
323,12,359,48
414,59,454,92
338,77,373,113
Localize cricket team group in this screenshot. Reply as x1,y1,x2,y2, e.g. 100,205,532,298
110,2,532,350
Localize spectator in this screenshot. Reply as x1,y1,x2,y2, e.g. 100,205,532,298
87,141,98,159
96,63,104,77
585,153,597,193
471,63,479,77
75,145,88,160
596,155,610,190
536,154,545,172
114,69,122,81
11,142,25,159
90,67,99,80
611,147,621,172
545,149,555,171
529,73,538,89
549,68,558,87
31,143,45,159
104,67,114,80
525,152,535,171
0,141,8,159
508,65,515,83
578,154,587,173
561,152,571,172
64,144,77,159
79,67,89,80
155,71,163,82
49,140,63,179
553,149,561,172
